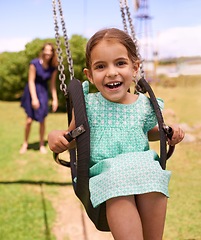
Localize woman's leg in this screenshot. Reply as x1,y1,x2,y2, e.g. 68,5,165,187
135,192,167,240
19,117,32,154
106,196,143,240
39,119,47,153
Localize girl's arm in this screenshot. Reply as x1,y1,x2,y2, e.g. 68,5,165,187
48,110,76,153
50,69,58,112
148,124,185,146
28,64,39,110
148,126,160,141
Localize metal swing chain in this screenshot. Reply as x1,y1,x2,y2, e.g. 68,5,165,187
119,0,129,34
52,0,74,96
119,0,145,79
119,1,175,164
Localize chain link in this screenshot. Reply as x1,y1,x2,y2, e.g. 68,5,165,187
52,0,75,96
119,0,145,79
57,0,74,80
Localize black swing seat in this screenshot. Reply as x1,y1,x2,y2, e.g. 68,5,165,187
53,77,175,231
55,78,110,231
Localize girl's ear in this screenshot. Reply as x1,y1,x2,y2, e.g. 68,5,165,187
83,68,94,84
133,61,140,75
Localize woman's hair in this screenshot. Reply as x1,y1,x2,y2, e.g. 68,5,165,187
85,28,139,69
40,42,58,68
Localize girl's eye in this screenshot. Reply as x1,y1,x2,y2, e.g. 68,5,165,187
117,61,127,66
95,64,104,70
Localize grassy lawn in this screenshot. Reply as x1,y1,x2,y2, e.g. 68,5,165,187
0,83,201,239
0,101,71,240
151,83,201,239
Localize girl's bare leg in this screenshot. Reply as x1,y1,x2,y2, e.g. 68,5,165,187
106,196,143,240
19,117,32,154
136,192,167,240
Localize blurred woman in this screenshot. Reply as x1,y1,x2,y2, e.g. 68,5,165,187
20,43,58,154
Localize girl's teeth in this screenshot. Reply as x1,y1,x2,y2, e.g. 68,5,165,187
106,82,122,89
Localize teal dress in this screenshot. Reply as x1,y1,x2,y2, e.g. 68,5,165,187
83,81,171,208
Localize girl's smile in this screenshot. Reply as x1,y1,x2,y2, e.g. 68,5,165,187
105,81,122,89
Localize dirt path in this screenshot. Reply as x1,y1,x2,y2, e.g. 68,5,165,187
50,164,113,240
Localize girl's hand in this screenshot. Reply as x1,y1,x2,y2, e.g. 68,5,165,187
48,130,69,153
31,98,40,110
168,124,185,146
52,99,58,112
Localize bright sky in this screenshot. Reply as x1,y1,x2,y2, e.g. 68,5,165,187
1,0,201,59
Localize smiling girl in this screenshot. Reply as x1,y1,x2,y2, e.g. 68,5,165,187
48,28,184,239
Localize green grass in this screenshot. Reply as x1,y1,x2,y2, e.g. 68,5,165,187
163,143,201,239
0,82,201,239
0,101,71,240
153,84,201,125
151,82,201,239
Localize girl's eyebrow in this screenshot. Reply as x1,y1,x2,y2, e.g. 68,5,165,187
116,57,129,61
93,57,128,64
92,60,105,66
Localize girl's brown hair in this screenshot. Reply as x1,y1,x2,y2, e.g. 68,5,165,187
85,28,139,69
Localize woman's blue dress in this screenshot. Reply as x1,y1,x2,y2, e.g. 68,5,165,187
21,58,56,122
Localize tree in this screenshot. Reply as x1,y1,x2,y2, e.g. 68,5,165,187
0,51,28,100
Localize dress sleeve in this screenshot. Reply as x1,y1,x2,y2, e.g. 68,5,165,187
143,96,164,133
157,98,164,111
30,58,37,66
82,80,89,96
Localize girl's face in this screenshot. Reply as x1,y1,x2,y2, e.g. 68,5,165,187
84,40,138,104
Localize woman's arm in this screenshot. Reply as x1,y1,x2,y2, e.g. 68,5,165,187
50,69,58,112
28,64,39,109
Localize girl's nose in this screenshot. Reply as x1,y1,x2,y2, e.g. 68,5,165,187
106,68,118,78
